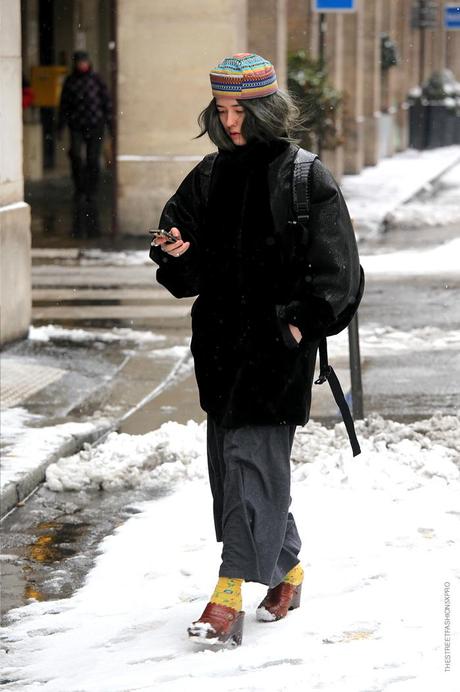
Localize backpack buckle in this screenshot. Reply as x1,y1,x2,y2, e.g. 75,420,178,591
314,366,331,385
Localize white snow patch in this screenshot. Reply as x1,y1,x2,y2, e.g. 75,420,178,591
361,237,460,275
44,414,460,497
386,163,460,229
28,324,166,344
0,406,42,439
341,145,460,236
256,606,277,622
45,420,207,492
386,202,460,229
0,408,110,491
146,344,190,360
326,324,460,359
2,414,459,691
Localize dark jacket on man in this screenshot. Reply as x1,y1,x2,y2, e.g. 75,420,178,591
58,66,112,134
150,140,360,428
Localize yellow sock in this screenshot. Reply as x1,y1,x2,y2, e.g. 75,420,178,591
283,563,304,586
210,576,244,611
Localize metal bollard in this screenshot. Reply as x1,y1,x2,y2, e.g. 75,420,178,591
348,313,364,419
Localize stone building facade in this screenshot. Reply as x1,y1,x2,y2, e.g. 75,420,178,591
0,0,31,345
116,0,460,231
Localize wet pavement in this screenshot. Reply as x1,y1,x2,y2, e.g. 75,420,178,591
26,172,116,250
1,486,168,619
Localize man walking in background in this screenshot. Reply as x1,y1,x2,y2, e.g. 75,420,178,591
58,50,112,237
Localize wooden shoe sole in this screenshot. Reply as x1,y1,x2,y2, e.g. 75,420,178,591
188,602,245,647
256,582,302,622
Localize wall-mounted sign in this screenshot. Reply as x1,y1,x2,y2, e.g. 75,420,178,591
411,1,438,29
312,0,357,12
444,4,460,29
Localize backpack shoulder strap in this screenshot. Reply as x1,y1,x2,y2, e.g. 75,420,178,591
293,148,318,225
293,149,362,457
315,338,361,457
199,152,218,207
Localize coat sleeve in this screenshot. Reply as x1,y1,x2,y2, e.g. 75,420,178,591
57,77,71,131
149,162,205,298
97,75,113,134
278,159,360,340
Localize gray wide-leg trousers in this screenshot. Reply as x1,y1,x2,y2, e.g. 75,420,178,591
206,417,302,588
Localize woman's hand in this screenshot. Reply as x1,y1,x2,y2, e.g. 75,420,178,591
151,227,190,258
288,324,302,344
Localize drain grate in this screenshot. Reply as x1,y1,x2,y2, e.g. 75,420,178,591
0,359,66,409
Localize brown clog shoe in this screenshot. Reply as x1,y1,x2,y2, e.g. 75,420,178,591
256,582,302,622
188,602,245,647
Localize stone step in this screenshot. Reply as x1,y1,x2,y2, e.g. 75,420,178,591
32,288,181,302
32,304,193,321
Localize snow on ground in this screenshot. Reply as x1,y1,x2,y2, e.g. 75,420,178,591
341,145,460,236
327,324,460,360
361,237,460,275
0,407,111,491
28,324,166,344
43,414,460,493
2,415,459,691
45,420,206,492
145,344,191,360
386,163,460,229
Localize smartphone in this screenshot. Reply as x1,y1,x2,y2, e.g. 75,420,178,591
149,228,178,243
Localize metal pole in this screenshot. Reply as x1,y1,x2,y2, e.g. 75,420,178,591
348,312,364,419
318,12,326,69
318,12,327,158
419,24,426,86
109,0,118,236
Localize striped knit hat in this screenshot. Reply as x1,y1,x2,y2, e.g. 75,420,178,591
210,53,279,100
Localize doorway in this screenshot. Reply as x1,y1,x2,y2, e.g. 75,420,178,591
21,0,117,248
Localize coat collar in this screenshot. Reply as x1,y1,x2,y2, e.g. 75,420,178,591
218,138,291,167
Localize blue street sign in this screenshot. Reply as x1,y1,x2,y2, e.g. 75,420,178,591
313,0,357,11
444,4,460,29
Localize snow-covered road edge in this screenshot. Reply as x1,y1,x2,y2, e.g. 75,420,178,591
0,415,113,519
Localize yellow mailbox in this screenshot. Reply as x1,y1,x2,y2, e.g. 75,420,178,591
30,66,68,108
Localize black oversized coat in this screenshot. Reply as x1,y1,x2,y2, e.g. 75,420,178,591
150,140,360,428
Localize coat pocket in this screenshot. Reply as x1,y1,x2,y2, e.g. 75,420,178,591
275,305,302,350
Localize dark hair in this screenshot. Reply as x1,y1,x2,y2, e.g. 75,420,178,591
196,90,303,151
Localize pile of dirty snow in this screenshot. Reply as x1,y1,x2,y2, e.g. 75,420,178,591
1,407,111,491
45,420,207,492
45,414,460,495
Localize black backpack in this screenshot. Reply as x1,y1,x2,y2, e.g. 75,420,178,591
294,148,365,456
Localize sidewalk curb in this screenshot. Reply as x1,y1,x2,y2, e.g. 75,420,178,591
343,147,460,238
379,153,460,232
0,420,114,520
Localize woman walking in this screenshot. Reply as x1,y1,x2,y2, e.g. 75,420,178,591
150,53,360,647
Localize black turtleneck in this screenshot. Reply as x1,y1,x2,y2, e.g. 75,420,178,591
201,138,290,307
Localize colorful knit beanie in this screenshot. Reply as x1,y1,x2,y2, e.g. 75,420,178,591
210,53,279,100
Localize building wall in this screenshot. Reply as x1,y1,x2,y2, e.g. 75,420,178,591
287,0,460,179
0,0,31,345
248,0,287,88
117,0,248,234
